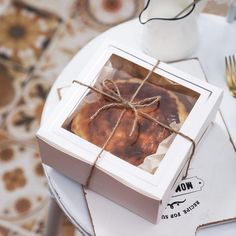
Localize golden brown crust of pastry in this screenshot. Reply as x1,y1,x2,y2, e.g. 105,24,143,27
71,78,188,166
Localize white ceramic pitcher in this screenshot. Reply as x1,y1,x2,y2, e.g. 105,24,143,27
139,0,207,62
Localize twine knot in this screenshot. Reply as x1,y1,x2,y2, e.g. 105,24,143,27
88,79,161,137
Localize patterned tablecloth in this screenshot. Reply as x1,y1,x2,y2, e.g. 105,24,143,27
0,1,144,235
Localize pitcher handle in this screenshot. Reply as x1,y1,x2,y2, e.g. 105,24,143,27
139,0,196,24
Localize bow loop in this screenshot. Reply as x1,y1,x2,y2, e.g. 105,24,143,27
103,79,121,99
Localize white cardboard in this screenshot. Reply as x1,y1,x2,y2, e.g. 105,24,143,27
37,41,223,223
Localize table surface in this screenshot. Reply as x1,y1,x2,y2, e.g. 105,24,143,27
42,14,236,236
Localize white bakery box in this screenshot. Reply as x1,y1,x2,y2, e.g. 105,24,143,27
36,41,223,224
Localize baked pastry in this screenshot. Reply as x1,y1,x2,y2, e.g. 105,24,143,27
71,77,189,166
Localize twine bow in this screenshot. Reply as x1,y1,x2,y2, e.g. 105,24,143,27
83,79,161,137
73,60,195,187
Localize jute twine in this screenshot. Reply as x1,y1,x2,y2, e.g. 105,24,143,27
73,60,195,187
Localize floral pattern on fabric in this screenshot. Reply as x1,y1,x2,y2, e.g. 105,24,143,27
0,0,61,71
0,0,143,235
